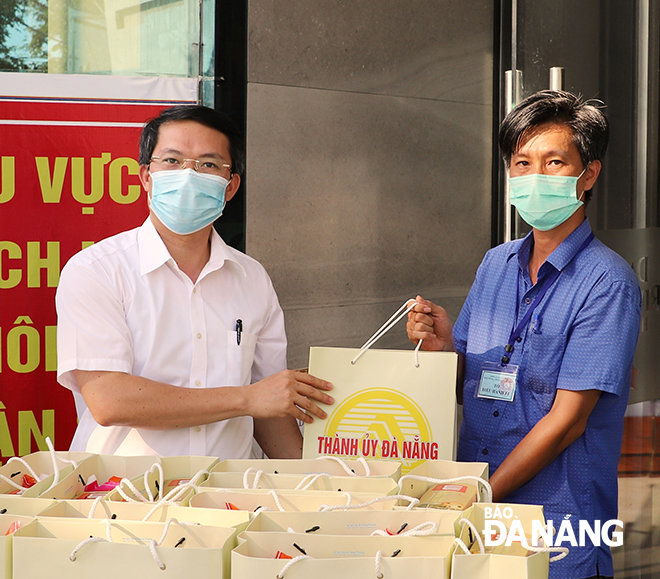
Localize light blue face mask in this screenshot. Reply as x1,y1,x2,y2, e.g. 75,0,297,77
508,168,587,231
149,169,229,235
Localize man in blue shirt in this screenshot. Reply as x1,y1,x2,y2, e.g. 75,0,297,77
407,90,641,579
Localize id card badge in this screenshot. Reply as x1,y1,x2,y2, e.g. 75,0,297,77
477,362,519,402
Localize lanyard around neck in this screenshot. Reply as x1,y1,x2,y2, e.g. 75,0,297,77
501,232,595,365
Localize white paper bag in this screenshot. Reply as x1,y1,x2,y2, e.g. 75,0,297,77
303,346,457,474
232,530,456,579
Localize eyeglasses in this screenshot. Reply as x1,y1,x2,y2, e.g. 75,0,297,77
150,155,232,177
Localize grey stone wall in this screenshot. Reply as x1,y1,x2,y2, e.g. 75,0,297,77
245,0,494,368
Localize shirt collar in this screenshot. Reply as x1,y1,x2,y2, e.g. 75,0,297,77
138,218,247,278
507,218,593,274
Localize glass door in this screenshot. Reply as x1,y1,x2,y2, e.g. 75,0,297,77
498,1,660,576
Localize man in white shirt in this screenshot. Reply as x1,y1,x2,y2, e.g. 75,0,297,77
56,105,333,458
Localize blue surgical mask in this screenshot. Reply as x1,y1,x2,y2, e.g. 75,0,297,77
508,168,587,231
149,169,229,235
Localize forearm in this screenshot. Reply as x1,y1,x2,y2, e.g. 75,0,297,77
75,368,334,431
76,370,250,430
254,416,303,459
489,413,568,502
489,388,601,502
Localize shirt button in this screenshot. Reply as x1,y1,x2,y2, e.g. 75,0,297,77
196,333,202,339
195,380,201,386
195,426,201,432
482,448,489,455
493,411,499,417
524,297,532,304
193,288,197,294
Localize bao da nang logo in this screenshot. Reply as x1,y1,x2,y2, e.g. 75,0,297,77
317,388,436,474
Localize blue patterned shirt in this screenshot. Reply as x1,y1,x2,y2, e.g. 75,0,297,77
454,218,641,578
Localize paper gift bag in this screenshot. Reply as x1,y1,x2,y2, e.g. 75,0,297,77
246,508,463,536
190,488,417,513
0,514,34,579
13,517,236,578
201,471,399,495
0,496,57,516
396,459,491,508
212,457,401,479
39,455,161,500
303,346,457,474
450,503,568,579
36,498,250,532
108,455,217,505
0,449,93,498
232,531,455,579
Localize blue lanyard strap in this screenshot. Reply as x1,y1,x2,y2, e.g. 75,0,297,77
502,232,594,364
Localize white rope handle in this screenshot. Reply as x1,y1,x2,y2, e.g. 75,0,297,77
509,531,570,562
144,463,165,502
88,496,113,519
116,477,151,503
70,519,113,562
276,555,312,578
0,472,33,492
71,518,189,570
351,300,423,366
371,521,438,537
141,469,208,521
4,457,39,481
44,436,79,493
317,494,420,512
458,517,485,554
375,549,384,579
314,456,371,477
142,500,178,522
243,467,265,489
524,544,570,562
452,520,569,562
294,473,331,491
398,474,493,503
3,437,79,494
267,489,287,512
147,517,189,571
453,536,471,555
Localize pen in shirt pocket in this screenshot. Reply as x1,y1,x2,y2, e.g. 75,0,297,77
235,319,242,345
531,312,542,333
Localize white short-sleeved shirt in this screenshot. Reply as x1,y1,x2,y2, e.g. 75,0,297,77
56,218,287,457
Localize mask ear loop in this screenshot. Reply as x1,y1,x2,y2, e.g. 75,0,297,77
576,164,589,202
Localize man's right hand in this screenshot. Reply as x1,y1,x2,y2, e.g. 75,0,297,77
245,370,334,424
406,295,456,352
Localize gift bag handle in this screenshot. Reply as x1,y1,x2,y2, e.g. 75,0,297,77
118,466,206,507
315,455,372,477
276,550,395,579
397,474,493,504
70,517,192,570
458,517,485,554
370,521,438,537
452,520,569,562
351,300,423,367
2,436,79,494
317,493,420,512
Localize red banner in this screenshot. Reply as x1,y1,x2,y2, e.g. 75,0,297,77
0,73,196,458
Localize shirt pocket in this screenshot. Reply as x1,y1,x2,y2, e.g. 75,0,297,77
226,330,258,386
524,332,567,395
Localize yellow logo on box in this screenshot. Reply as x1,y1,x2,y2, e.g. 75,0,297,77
321,388,436,474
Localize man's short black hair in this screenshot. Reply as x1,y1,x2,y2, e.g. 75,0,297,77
499,90,609,168
498,90,609,202
139,105,246,176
